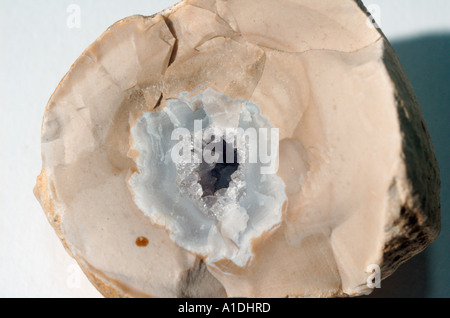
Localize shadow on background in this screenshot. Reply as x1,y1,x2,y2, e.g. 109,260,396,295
366,34,450,298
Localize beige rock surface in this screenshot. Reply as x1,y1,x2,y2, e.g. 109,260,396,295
35,0,440,297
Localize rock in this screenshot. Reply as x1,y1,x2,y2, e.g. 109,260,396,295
35,0,440,297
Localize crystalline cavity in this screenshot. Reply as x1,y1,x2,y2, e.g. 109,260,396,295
129,88,287,266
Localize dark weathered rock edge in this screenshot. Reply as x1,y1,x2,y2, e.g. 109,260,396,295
380,40,441,279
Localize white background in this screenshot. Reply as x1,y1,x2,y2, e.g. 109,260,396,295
0,0,449,298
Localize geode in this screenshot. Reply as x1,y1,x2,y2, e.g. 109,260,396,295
35,0,441,298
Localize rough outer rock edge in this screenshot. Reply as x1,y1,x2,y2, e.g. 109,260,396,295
353,0,441,283
354,0,441,282
379,42,441,280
